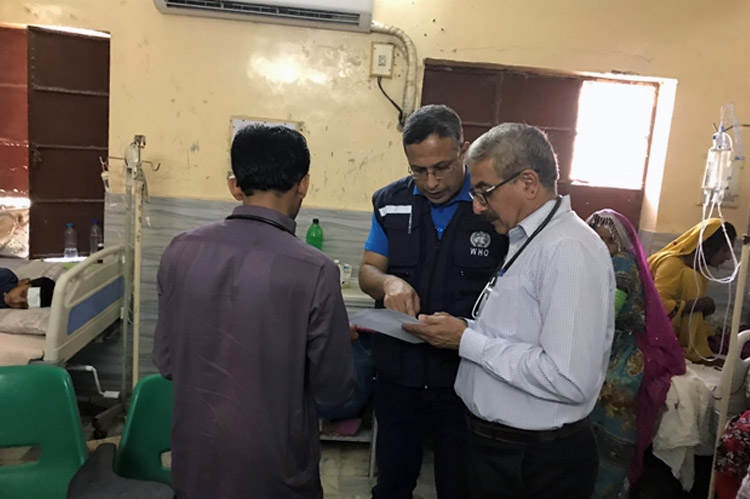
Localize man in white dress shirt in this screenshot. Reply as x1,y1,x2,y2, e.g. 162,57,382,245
404,123,615,499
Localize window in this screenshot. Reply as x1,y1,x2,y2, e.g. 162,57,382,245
570,80,657,189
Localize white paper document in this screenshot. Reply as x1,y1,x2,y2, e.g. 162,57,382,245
349,308,425,344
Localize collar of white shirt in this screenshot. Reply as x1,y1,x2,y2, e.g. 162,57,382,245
507,195,571,254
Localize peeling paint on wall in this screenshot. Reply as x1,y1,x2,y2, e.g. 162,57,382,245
4,0,750,230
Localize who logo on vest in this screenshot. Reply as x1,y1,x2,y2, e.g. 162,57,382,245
470,231,491,257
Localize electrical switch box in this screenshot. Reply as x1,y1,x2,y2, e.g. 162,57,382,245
370,42,394,78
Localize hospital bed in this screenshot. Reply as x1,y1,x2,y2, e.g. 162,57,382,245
0,245,125,367
653,330,750,490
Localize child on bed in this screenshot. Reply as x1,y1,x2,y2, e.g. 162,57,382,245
0,268,55,309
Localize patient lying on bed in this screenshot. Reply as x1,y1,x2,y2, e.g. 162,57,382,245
0,268,55,309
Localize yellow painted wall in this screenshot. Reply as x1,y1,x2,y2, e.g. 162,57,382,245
2,0,749,233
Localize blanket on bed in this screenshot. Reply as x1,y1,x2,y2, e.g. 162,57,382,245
0,332,45,366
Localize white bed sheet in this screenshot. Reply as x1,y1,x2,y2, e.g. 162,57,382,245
0,308,50,336
0,332,44,366
653,363,724,491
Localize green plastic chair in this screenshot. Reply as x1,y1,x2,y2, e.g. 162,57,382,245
114,374,173,486
0,365,88,499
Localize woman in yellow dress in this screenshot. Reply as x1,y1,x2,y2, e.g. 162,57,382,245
647,219,736,361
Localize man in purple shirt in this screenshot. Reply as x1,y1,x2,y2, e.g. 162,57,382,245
153,125,356,499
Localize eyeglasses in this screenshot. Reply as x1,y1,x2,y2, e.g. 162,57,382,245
408,159,460,180
468,170,523,205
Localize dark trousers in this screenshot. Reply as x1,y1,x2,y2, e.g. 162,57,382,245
371,376,469,499
467,420,598,499
317,335,374,421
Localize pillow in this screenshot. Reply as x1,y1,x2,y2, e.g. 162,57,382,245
13,261,66,282
0,308,50,336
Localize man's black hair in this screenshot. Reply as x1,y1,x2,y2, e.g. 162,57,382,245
231,125,310,196
29,277,55,307
402,104,463,148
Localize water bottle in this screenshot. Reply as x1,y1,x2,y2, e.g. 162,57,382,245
64,223,78,258
305,218,323,250
340,263,352,288
334,259,343,282
89,219,104,255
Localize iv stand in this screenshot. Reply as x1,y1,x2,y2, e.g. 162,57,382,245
708,204,750,498
123,135,148,390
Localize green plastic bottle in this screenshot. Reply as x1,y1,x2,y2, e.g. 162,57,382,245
306,218,323,250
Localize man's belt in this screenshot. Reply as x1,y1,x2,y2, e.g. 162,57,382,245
466,411,588,443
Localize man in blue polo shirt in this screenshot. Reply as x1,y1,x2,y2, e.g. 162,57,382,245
359,105,507,499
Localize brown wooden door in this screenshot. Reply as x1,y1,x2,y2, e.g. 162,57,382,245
0,26,29,198
421,59,651,228
0,26,30,257
27,26,109,258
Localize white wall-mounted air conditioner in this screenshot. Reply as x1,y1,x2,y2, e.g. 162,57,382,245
153,0,373,33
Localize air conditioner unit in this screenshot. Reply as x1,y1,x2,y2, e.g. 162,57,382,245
153,0,373,33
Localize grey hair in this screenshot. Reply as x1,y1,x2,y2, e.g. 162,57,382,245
465,123,559,190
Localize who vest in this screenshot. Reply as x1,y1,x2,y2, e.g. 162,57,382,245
371,177,508,388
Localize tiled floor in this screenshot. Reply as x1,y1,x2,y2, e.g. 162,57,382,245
0,438,438,499
320,441,437,499
0,445,39,466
